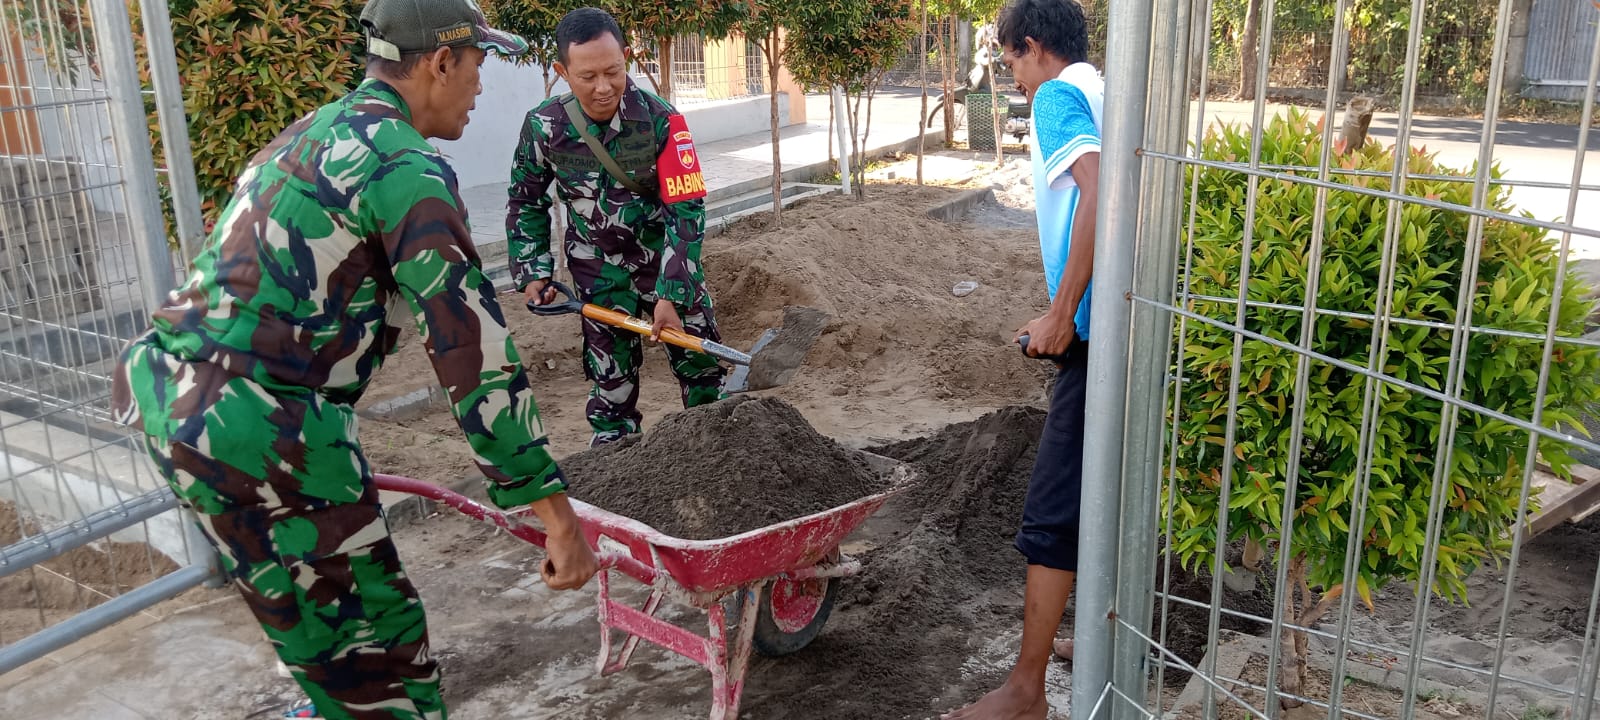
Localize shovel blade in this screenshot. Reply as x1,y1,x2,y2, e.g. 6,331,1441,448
724,306,828,393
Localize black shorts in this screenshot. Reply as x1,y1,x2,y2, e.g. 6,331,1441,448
1014,342,1088,572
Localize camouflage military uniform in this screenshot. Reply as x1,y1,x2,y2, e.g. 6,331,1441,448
112,79,565,720
507,77,725,445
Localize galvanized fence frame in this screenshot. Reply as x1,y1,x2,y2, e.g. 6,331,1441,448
1078,0,1600,719
0,0,217,676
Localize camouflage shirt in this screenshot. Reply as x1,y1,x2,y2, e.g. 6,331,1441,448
506,78,707,307
113,78,564,509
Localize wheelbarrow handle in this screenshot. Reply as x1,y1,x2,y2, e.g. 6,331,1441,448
375,473,549,547
526,281,751,366
372,473,651,579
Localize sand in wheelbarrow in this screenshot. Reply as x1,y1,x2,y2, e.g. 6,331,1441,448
558,395,884,540
736,405,1049,719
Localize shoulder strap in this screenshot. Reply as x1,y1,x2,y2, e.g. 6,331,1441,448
563,96,652,196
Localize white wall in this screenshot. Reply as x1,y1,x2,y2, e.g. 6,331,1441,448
437,56,800,192
433,56,558,190
20,50,126,215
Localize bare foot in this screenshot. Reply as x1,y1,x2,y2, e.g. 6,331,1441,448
941,680,1049,719
1053,638,1073,661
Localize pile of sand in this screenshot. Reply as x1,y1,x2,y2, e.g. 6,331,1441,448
704,185,1051,402
561,396,884,540
741,405,1048,717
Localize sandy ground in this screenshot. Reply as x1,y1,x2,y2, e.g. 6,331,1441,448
356,158,1054,481
4,150,1600,720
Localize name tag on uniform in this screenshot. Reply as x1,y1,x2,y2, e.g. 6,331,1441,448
658,114,707,204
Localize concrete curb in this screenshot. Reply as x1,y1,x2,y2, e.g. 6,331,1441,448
706,185,842,238
925,186,995,222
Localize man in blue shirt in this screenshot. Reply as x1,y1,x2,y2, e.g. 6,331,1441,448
944,1,1101,717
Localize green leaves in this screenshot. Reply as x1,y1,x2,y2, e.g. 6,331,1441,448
787,0,916,94
480,0,590,71
133,0,361,230
1168,108,1600,607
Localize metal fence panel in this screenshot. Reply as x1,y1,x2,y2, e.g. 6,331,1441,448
1524,0,1600,92
0,0,214,672
1078,1,1600,720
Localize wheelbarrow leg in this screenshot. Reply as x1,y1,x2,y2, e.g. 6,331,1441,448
707,581,766,720
611,588,666,673
595,569,615,676
594,570,666,676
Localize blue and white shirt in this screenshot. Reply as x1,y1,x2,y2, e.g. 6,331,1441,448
1028,62,1104,341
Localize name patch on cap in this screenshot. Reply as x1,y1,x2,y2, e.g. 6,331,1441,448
436,24,474,44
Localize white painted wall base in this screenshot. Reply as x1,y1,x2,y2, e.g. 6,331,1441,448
432,57,799,190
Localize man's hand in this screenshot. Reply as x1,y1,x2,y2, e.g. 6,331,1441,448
523,279,558,307
524,493,599,590
650,298,685,342
1016,310,1076,358
541,523,599,591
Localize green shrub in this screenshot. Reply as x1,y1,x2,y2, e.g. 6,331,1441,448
1169,108,1599,703
137,0,362,228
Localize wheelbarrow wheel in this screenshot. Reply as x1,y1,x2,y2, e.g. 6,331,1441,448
739,574,840,657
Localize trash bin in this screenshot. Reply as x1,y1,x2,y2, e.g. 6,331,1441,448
966,93,997,152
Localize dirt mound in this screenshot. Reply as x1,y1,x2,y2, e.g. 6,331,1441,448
359,183,1053,462
560,396,883,540
1,500,181,640
706,186,1052,402
740,405,1047,718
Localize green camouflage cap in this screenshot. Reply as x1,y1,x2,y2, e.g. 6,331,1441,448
360,0,530,61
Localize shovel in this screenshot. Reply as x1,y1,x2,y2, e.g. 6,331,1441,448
527,281,826,392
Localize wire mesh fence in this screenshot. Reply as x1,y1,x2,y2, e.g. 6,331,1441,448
0,0,212,665
638,34,767,106
1076,1,1600,720
1195,0,1502,101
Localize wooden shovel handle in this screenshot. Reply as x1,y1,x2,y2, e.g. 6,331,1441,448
580,304,708,354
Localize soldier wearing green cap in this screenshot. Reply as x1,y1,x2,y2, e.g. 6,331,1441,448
110,0,598,717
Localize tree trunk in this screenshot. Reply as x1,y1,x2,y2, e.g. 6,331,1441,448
1278,558,1308,709
850,91,865,199
766,31,783,224
917,0,928,185
1338,95,1375,154
943,16,957,143
1242,537,1267,571
658,36,674,103
1237,0,1262,100
543,67,556,97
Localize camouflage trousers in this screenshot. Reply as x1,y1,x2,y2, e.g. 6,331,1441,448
572,260,726,445
123,345,444,719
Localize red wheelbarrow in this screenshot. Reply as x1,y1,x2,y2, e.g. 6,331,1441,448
374,470,906,720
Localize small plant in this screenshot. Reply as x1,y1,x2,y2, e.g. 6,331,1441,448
1168,108,1600,706
1523,705,1563,720
480,0,590,95
5,0,95,82
787,0,917,199
135,0,362,229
